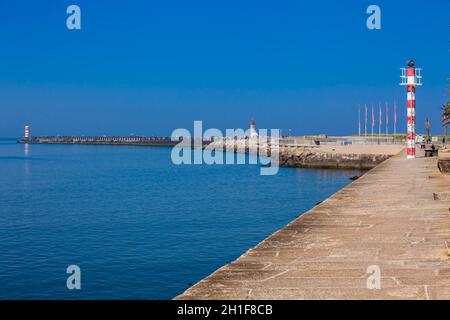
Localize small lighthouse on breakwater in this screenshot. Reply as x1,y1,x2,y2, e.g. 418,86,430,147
249,118,258,138
24,125,30,141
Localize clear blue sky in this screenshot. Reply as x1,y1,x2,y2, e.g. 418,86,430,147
0,0,448,137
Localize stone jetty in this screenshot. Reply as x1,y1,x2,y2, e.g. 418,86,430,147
278,145,399,169
207,138,403,169
176,149,450,300
18,136,212,147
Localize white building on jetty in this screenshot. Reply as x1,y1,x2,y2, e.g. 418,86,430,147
249,118,258,138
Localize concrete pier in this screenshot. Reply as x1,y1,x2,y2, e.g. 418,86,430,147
176,150,450,300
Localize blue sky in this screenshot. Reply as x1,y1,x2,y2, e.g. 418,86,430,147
0,0,448,137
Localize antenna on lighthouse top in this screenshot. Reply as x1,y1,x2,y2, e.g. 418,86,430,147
415,68,422,86
400,59,423,86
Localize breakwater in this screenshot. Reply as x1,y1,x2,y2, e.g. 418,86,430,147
176,150,450,300
278,147,391,169
19,136,402,169
206,138,402,170
18,136,211,147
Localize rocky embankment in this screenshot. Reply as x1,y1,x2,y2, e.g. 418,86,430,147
207,138,397,170
278,147,391,169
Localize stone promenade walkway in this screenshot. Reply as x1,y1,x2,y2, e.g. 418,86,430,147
176,150,450,299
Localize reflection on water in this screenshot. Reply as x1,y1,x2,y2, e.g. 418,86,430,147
23,144,30,188
24,143,29,157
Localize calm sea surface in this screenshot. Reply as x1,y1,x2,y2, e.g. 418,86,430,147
0,138,363,299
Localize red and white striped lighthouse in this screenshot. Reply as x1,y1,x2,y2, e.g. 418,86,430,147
400,60,422,159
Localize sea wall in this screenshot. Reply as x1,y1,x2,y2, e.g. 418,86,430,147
18,136,212,148
206,139,393,170
20,136,396,170
278,148,391,169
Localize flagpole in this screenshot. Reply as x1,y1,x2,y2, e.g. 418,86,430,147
378,102,382,144
358,105,361,137
371,103,374,138
385,101,388,142
394,100,397,143
365,104,367,138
